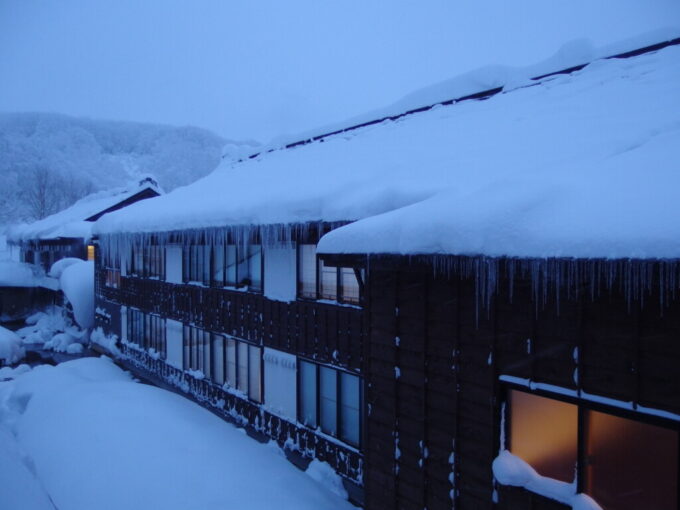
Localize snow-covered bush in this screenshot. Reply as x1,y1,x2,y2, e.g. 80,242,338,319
0,327,26,366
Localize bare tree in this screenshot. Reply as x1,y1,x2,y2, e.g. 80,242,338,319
23,166,61,220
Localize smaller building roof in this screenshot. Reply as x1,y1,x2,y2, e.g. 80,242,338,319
8,177,161,243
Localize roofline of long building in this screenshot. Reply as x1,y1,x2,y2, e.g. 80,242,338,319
233,36,680,162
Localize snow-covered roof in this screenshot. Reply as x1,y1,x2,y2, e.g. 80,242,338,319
95,34,680,260
0,261,58,290
9,178,161,243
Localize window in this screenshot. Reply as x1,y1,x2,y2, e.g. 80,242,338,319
183,325,211,378
190,242,262,291
103,246,121,289
507,389,678,510
297,244,363,304
127,309,166,359
297,360,361,447
87,245,95,261
129,245,165,279
202,332,261,402
183,245,210,284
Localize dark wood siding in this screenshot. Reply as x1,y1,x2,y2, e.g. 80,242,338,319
365,259,680,510
96,272,365,372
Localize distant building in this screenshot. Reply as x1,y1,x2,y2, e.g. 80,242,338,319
92,37,680,510
8,177,161,273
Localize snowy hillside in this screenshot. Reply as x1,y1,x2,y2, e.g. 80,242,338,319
0,112,256,224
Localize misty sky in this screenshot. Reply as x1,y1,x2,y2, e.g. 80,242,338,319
1,1,678,143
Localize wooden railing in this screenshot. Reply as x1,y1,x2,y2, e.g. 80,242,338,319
98,270,365,372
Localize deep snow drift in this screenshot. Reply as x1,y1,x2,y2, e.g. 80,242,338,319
0,358,355,510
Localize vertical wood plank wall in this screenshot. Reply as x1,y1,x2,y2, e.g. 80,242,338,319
365,261,680,510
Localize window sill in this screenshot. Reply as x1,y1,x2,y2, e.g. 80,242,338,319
493,451,599,510
296,297,362,309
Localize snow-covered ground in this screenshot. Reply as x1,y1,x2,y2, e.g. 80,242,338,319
0,357,355,510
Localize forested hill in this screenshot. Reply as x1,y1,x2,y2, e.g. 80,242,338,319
0,112,257,224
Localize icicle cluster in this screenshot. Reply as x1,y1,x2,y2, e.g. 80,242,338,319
97,221,348,267
419,255,680,317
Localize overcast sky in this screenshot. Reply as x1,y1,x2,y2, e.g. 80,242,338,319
1,1,678,143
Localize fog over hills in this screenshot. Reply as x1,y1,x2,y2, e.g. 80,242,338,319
0,112,257,224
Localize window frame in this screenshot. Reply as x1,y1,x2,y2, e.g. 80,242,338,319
184,241,264,293
126,308,167,359
184,328,262,403
129,244,166,280
296,359,362,448
503,384,680,504
296,244,364,305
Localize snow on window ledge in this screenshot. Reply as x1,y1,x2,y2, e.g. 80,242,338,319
492,450,602,510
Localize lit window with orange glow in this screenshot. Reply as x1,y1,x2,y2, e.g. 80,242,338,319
87,245,95,261
508,389,578,482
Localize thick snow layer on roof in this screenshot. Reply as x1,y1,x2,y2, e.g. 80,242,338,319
96,38,680,260
8,179,161,243
267,28,680,150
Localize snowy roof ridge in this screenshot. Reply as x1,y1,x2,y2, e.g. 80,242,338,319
8,178,161,243
242,30,680,162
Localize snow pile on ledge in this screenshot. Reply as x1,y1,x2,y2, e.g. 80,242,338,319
95,37,680,260
60,261,94,329
493,450,602,510
0,357,355,510
49,257,82,278
0,326,25,365
0,260,57,289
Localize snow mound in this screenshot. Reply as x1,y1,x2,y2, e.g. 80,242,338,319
0,357,355,510
305,459,349,500
90,327,121,357
0,327,25,365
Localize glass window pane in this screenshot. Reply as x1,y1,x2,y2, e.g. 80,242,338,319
225,245,237,286
319,260,337,300
193,328,201,371
320,366,337,436
237,341,249,394
248,245,262,291
299,361,317,428
585,410,678,510
213,244,225,285
183,325,190,370
212,335,225,385
202,331,211,379
248,345,261,402
340,372,360,446
340,267,360,304
226,338,237,387
202,245,211,285
509,390,577,483
298,244,317,298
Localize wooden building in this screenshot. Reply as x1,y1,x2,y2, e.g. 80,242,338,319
91,37,680,510
8,177,160,273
